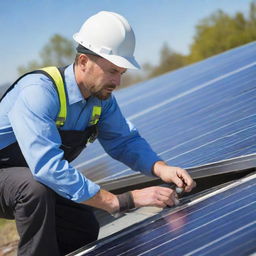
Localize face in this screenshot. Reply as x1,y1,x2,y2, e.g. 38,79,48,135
77,55,127,100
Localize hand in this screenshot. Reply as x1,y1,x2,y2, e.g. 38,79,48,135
131,186,178,208
153,161,196,193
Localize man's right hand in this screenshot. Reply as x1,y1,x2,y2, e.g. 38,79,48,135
131,186,178,208
83,186,179,215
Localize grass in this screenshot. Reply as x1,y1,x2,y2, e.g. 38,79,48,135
0,218,8,226
0,219,19,247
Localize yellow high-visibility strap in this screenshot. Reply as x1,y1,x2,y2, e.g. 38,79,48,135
89,106,102,125
40,67,67,127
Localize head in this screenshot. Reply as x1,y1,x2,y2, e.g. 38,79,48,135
73,11,140,100
74,52,126,100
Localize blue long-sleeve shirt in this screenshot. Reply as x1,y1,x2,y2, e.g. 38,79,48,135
0,64,161,202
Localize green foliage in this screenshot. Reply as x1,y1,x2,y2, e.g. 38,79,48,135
187,2,256,63
121,44,186,87
18,60,41,75
16,1,256,87
18,34,76,74
148,43,186,78
40,34,75,67
121,72,143,88
121,63,154,88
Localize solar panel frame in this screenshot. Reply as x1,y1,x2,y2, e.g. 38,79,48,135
99,153,256,191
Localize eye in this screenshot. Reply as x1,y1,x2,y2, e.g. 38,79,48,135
110,69,117,74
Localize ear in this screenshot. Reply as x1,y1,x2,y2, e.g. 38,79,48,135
78,54,89,71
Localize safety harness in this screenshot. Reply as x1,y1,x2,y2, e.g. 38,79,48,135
1,66,102,128
0,66,102,167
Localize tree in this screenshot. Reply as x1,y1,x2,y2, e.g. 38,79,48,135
148,43,186,78
18,34,76,74
188,2,256,63
121,62,153,88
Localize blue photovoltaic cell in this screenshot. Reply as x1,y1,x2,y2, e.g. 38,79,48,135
72,42,256,183
76,174,256,256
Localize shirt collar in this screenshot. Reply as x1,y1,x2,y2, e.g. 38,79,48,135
64,64,85,105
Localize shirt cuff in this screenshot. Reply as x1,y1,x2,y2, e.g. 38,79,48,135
140,154,163,177
73,179,101,203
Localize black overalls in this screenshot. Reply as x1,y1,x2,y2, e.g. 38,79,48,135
0,68,100,256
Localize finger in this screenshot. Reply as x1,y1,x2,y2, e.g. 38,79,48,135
157,192,177,207
183,178,196,192
155,198,168,208
188,180,197,192
177,169,195,192
156,187,176,196
174,197,180,206
157,188,179,202
171,174,184,188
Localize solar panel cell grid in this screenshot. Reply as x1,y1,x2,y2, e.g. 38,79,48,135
71,42,256,184
78,174,256,256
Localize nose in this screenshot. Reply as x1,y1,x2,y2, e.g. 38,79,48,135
112,74,121,87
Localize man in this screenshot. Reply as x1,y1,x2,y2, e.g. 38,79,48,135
0,11,195,255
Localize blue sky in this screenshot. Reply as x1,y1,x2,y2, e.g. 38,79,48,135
0,0,253,85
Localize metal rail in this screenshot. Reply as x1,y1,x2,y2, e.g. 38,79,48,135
99,154,256,191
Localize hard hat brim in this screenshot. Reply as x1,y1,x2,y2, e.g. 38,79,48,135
100,54,141,70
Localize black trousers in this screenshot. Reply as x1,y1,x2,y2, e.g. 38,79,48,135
0,167,99,256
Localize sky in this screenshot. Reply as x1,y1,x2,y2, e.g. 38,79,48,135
0,0,254,85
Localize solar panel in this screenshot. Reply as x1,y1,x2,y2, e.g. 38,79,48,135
72,42,256,187
68,172,256,256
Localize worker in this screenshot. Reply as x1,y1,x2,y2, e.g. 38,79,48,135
0,11,196,256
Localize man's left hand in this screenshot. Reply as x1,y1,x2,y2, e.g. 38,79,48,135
153,161,196,192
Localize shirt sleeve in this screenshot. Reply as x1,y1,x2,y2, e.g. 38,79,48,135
8,84,100,202
98,96,162,176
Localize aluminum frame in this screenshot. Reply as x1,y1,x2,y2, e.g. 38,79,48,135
99,154,256,191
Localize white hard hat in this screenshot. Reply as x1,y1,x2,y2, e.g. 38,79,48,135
73,11,140,70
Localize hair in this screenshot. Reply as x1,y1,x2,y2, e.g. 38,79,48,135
74,53,100,65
